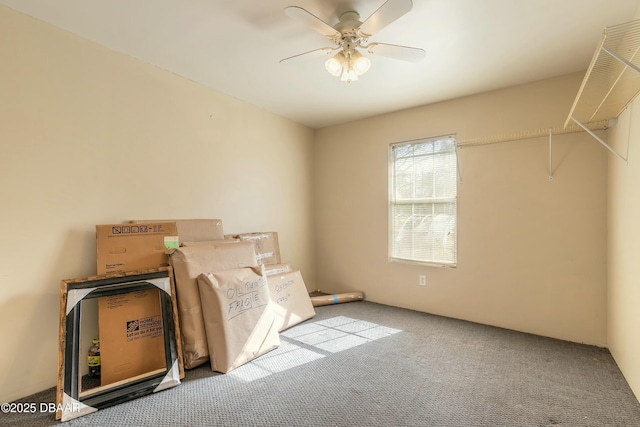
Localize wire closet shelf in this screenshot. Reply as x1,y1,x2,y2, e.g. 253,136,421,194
564,18,640,163
457,19,640,168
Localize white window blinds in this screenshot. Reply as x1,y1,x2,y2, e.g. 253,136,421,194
390,135,457,266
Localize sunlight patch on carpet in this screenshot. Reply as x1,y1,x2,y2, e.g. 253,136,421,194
229,316,401,383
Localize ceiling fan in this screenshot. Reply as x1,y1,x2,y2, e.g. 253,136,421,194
281,0,425,83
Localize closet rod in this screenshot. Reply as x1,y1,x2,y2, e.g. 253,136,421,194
457,120,609,148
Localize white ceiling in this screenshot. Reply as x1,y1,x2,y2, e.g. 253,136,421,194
1,0,638,129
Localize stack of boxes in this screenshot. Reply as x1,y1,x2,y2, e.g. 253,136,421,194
94,219,315,383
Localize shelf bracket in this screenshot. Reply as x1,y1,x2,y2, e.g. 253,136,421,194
548,129,553,181
602,46,640,75
570,117,628,164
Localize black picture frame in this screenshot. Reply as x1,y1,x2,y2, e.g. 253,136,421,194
56,267,182,421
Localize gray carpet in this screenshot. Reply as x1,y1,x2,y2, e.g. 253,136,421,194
3,301,640,426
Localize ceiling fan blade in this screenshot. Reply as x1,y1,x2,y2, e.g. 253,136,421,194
280,47,337,64
359,0,413,37
365,43,425,62
284,6,340,39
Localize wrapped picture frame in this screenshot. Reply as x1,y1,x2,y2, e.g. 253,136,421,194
56,267,183,421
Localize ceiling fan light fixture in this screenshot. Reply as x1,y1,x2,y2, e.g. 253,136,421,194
325,52,345,76
341,65,359,83
327,49,369,82
351,50,371,76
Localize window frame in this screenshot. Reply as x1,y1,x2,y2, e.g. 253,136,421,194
388,135,458,268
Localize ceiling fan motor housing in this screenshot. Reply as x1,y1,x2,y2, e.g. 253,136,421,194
335,11,363,39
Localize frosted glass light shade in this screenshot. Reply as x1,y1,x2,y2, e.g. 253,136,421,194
351,50,371,76
325,52,346,76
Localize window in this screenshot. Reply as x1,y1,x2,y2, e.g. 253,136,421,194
389,135,457,266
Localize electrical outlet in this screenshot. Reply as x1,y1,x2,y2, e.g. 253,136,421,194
419,275,426,286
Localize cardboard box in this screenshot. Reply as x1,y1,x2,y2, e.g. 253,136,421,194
98,288,166,386
169,241,258,369
266,270,316,332
230,232,281,265
131,219,224,242
197,266,280,373
96,222,178,275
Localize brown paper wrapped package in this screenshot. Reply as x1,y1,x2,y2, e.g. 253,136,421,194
266,270,316,332
197,266,280,373
264,263,292,276
169,241,258,369
229,232,281,265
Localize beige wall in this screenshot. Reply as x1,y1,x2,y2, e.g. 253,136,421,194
607,100,640,401
605,3,640,405
315,73,608,347
0,6,315,403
